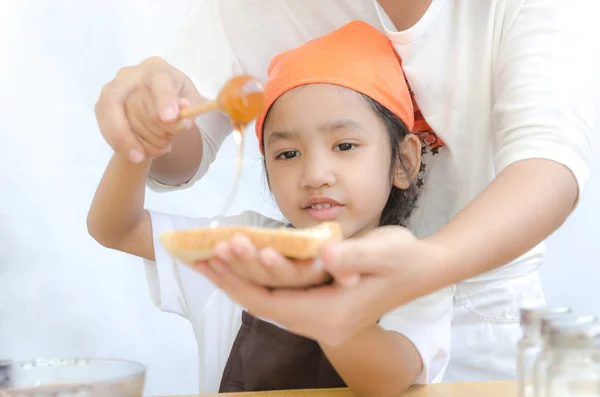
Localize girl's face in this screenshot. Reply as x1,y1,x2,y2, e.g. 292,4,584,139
263,84,418,238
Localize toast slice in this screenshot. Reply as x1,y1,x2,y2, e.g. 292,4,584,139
159,221,342,264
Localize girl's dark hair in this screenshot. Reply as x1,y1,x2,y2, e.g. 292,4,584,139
260,93,421,228
362,96,419,227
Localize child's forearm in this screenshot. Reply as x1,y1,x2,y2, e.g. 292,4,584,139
320,325,422,397
424,158,577,290
87,153,154,260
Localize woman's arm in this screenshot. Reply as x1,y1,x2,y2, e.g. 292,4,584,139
392,0,594,291
87,154,154,261
321,326,421,397
424,158,577,286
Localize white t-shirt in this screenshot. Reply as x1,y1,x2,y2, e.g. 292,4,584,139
144,210,454,393
148,0,595,282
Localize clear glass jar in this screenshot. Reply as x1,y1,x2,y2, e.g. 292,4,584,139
0,358,145,397
534,315,598,397
545,324,600,397
518,307,571,397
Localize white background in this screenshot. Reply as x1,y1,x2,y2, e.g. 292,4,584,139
0,1,598,396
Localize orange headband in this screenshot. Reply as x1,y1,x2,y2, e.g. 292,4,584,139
255,20,414,153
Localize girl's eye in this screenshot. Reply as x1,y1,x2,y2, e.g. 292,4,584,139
335,143,357,151
275,150,300,160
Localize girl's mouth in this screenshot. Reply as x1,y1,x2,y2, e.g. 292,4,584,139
305,202,344,221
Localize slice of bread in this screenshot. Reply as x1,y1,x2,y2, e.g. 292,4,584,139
159,221,342,264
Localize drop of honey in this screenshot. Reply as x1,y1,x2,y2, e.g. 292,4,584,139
218,76,266,126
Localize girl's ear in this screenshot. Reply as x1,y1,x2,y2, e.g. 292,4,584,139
393,134,422,189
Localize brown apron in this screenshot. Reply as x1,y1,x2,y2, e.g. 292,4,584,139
218,310,347,392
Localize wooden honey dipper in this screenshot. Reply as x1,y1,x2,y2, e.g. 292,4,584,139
178,75,266,127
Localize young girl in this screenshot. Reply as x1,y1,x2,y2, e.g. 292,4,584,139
88,21,453,395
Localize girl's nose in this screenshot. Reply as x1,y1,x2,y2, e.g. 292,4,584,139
300,154,336,189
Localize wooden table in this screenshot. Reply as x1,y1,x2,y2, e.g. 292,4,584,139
161,381,516,397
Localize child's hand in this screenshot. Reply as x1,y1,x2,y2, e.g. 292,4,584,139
192,234,331,288
121,85,192,160
96,57,201,162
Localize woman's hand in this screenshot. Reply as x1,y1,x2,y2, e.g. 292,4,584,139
192,234,331,289
191,225,446,346
96,56,202,162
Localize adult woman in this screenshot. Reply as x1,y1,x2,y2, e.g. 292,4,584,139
94,0,594,382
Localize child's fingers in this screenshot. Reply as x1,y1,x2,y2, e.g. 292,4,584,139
258,247,287,268
213,241,234,262
125,91,171,158
190,259,220,286
123,87,185,158
258,248,331,288
227,237,283,286
230,234,257,261
259,247,296,280
215,239,272,285
129,114,171,152
127,121,168,158
140,94,178,141
214,241,252,280
208,257,226,275
215,237,331,288
178,98,190,109
143,90,187,137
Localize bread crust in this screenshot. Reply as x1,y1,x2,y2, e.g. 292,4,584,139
159,222,342,264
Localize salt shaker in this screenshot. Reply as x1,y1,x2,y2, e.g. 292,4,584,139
518,307,572,397
545,324,600,397
534,315,598,397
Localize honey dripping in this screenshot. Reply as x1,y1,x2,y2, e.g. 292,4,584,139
198,75,265,228
209,122,246,228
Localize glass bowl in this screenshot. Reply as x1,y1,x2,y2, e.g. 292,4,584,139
0,358,145,397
